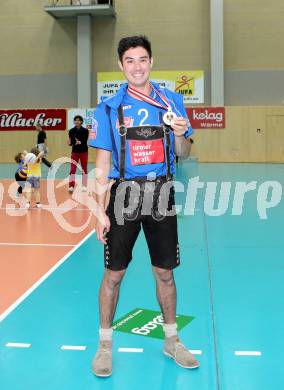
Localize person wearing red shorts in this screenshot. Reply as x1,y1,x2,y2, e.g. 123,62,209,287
68,115,89,192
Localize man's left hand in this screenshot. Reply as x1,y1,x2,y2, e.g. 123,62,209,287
171,117,188,137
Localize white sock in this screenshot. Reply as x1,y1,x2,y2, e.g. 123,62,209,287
99,327,113,341
163,322,178,338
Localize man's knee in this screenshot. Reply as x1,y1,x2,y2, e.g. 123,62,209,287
104,268,126,288
153,267,174,286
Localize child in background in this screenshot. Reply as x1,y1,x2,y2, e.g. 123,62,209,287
25,148,44,209
14,150,28,198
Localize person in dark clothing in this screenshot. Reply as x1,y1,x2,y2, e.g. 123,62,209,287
36,123,52,168
68,115,89,192
14,151,28,198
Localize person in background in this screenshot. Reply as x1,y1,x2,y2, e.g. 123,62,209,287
68,115,89,193
36,123,52,168
14,151,28,198
25,148,44,209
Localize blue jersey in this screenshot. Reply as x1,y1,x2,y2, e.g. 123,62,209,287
16,160,28,179
89,82,193,179
16,160,24,173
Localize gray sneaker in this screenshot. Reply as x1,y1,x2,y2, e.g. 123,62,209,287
164,337,199,369
92,341,112,377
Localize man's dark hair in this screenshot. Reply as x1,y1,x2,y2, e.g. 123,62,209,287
14,152,22,163
117,35,152,62
35,123,42,130
30,147,40,156
74,115,84,123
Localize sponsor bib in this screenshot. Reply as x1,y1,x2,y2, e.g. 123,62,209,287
129,139,165,166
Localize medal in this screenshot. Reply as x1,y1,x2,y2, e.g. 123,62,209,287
128,83,177,126
163,108,177,126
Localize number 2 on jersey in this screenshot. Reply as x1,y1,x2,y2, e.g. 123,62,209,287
138,108,149,126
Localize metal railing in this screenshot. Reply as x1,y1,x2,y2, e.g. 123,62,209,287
45,0,113,6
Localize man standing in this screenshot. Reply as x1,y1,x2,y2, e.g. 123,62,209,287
68,115,89,192
36,123,52,168
89,35,199,377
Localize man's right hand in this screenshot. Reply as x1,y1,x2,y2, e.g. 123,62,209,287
95,211,110,245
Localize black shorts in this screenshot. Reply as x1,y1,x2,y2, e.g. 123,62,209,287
104,177,180,271
15,172,26,187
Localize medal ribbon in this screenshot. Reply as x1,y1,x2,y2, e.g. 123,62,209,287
127,83,171,112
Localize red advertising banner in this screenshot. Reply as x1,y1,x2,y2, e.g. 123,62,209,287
129,139,165,166
0,109,67,131
186,107,225,129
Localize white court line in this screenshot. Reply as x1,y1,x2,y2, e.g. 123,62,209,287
0,229,95,323
61,345,87,351
5,342,31,348
235,351,262,356
118,348,144,353
189,350,203,355
0,243,75,247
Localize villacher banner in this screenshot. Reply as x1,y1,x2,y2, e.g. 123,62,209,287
186,107,225,129
0,109,67,131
